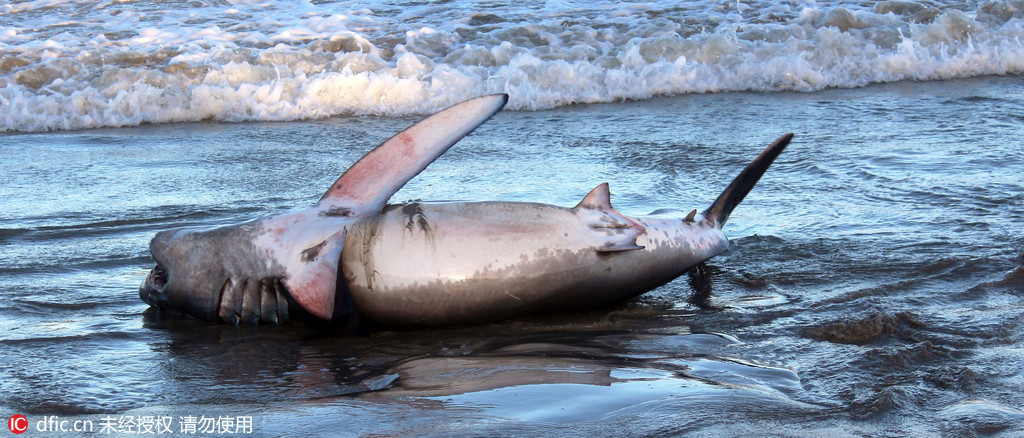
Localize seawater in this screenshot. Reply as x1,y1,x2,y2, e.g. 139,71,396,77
1,1,1024,437
3,0,1024,131
2,77,1023,436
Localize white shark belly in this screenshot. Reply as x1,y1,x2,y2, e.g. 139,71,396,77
342,202,728,326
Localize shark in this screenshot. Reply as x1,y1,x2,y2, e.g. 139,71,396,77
140,94,792,328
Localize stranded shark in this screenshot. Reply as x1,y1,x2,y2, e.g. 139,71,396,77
140,94,792,328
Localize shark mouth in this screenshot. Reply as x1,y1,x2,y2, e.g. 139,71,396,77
139,264,170,311
147,264,169,290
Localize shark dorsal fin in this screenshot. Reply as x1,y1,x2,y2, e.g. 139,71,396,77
575,182,613,210
319,94,508,217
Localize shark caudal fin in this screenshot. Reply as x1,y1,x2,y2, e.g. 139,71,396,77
317,94,509,217
701,133,793,229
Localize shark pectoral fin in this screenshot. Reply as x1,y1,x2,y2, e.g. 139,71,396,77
282,228,347,321
317,94,509,217
574,183,647,253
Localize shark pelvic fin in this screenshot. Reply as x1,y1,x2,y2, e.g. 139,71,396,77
281,228,347,321
318,94,509,217
574,183,646,252
576,181,614,210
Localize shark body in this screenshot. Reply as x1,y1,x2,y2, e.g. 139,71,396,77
140,94,792,328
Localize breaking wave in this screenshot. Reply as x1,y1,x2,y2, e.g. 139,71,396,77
2,0,1024,131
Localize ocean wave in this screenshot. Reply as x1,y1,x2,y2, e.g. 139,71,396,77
2,0,1024,131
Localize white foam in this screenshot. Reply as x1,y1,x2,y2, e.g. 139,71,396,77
2,0,1024,131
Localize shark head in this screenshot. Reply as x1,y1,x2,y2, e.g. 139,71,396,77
139,94,509,325
142,227,220,321
140,219,297,325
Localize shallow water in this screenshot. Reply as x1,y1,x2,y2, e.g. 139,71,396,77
2,76,1023,436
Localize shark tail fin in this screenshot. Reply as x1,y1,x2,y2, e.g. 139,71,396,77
701,133,793,229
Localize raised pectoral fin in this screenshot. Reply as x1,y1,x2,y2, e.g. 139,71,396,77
282,228,347,321
574,183,646,252
318,94,509,217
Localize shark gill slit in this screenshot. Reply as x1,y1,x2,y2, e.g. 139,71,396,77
259,278,278,325
216,277,230,321
274,279,290,323
242,278,260,325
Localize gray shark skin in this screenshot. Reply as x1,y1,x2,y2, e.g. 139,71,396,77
140,93,792,328
342,134,792,327
140,94,510,325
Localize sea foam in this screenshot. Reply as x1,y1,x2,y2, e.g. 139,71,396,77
1,0,1023,131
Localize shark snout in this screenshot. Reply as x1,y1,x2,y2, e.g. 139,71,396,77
139,264,169,306
140,229,178,307
148,229,178,260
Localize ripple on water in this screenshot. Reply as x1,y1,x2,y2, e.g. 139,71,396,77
940,399,1024,436
804,312,924,346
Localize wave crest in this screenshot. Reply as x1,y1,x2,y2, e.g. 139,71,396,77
2,0,1024,131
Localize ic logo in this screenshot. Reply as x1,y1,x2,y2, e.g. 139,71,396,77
7,415,27,434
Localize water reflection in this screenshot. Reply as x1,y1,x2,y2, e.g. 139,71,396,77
141,303,818,430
